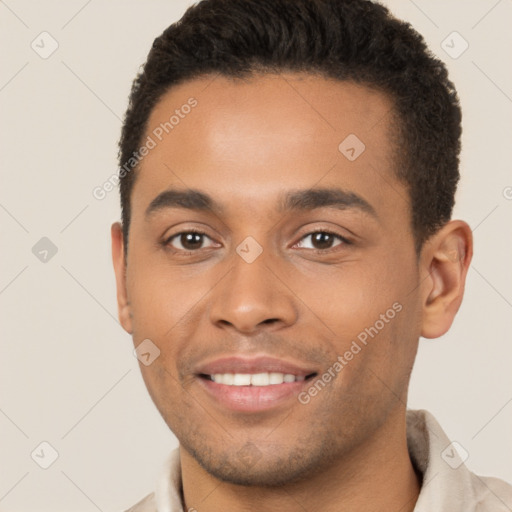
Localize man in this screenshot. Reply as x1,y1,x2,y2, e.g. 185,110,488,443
111,0,512,510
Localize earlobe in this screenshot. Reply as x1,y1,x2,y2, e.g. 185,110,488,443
420,220,473,339
111,222,133,334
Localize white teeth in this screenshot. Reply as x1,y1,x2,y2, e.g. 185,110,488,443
210,372,303,386
269,372,284,384
251,373,270,386
222,373,234,385
233,373,252,386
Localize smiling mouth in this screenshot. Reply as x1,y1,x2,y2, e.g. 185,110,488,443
199,372,318,386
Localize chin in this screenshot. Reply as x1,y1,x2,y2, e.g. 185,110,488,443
184,440,331,488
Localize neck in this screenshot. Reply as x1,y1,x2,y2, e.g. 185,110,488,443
180,408,420,512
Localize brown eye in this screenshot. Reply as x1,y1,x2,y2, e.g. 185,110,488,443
167,231,214,252
296,231,347,251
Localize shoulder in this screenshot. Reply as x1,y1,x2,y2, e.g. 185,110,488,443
406,409,512,511
122,447,183,512
471,475,512,511
123,492,157,512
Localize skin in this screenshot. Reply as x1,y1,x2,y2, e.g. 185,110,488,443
112,73,472,511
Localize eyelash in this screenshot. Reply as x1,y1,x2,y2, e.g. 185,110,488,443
163,229,351,255
294,230,352,254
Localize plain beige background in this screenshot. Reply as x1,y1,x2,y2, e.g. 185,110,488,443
1,0,511,510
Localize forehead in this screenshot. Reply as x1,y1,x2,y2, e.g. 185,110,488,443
132,73,404,220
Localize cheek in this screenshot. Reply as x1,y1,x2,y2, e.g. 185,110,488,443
127,259,209,341
137,361,191,434
290,258,404,331
296,252,419,371
340,298,421,402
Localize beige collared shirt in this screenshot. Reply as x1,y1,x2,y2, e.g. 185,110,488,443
125,409,512,511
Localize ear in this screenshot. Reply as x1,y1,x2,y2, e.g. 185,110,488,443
419,220,473,339
111,222,133,334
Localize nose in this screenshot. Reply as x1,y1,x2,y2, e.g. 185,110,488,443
208,251,298,334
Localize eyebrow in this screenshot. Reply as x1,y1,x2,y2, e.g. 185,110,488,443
145,187,377,219
279,188,377,218
145,189,221,217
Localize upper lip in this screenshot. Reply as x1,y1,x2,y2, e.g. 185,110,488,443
195,355,318,377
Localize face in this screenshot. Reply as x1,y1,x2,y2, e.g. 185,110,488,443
114,73,425,486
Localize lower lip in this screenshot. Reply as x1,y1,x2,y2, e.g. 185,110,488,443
197,376,311,413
